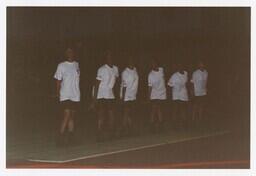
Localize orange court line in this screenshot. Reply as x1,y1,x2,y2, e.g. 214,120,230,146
7,159,249,169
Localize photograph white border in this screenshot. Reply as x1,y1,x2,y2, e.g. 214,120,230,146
0,0,254,176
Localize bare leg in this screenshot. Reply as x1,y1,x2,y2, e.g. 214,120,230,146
127,116,132,128
97,106,104,131
123,107,129,135
177,102,183,129
108,105,116,139
97,105,105,141
181,102,188,129
57,109,71,147
68,110,75,132
172,102,177,121
151,104,157,123
198,104,203,121
108,109,115,130
67,110,76,145
60,109,71,134
157,105,163,132
98,105,104,130
150,104,157,132
157,105,163,123
192,104,197,121
126,107,133,135
172,102,178,129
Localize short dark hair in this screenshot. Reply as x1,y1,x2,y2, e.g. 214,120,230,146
151,58,159,64
104,49,112,56
196,58,206,64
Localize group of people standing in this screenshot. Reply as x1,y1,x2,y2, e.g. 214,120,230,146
54,47,208,147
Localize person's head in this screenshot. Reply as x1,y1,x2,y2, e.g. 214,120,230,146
127,56,135,69
75,40,83,49
65,47,75,62
197,60,205,70
151,59,159,70
176,62,184,73
105,50,113,66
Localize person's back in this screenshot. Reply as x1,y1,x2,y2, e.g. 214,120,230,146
97,64,119,99
148,67,167,100
167,63,189,129
191,61,208,122
56,61,80,101
168,71,189,102
191,69,208,97
148,59,166,133
120,57,139,136
93,50,119,141
54,47,80,147
121,67,139,101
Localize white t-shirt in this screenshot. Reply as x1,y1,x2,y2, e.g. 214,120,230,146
148,67,167,100
191,69,208,96
54,61,80,102
120,67,139,101
168,71,188,101
96,64,119,99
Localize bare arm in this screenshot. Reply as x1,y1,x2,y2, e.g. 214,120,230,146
189,82,194,98
167,86,172,100
148,86,152,101
190,73,195,97
113,76,120,99
93,80,100,101
88,80,100,110
56,80,61,98
122,87,126,101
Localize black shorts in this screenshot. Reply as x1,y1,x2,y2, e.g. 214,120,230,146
193,95,207,105
123,100,136,109
60,100,79,111
172,100,188,109
97,98,115,110
151,99,165,107
173,100,187,104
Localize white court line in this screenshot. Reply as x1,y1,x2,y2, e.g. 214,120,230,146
28,130,230,164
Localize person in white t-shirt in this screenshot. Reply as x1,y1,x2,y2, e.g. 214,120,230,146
54,47,80,147
93,50,119,141
167,63,189,129
120,57,139,136
191,60,208,121
148,59,167,133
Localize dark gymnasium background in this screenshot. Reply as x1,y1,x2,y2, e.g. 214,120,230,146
7,8,250,143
